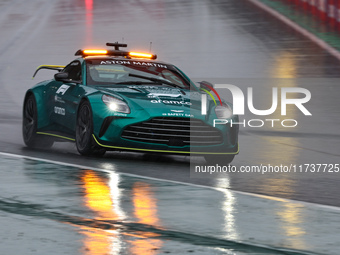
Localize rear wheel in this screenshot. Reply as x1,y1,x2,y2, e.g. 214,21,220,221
76,101,106,156
22,94,54,149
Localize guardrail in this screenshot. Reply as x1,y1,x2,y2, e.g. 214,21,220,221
285,0,340,30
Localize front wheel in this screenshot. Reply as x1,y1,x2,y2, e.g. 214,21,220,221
22,94,54,149
76,101,105,156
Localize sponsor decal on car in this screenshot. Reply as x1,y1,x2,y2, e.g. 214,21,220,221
99,60,168,68
151,99,192,105
56,85,70,95
54,106,65,116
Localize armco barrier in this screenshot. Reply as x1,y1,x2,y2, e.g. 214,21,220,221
248,0,340,57
283,0,340,30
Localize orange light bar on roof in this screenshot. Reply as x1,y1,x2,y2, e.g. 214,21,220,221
83,49,108,55
129,52,154,59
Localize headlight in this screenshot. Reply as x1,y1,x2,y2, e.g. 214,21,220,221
102,95,130,114
215,104,233,119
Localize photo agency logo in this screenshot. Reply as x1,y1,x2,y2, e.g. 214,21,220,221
200,82,312,128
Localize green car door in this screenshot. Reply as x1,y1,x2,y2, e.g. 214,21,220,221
50,60,83,133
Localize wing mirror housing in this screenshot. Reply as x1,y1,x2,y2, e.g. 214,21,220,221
54,72,69,81
198,81,214,91
54,72,81,84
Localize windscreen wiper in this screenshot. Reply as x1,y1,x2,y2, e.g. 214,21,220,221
114,81,161,85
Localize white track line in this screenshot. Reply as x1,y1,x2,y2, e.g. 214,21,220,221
247,0,340,61
1,151,340,212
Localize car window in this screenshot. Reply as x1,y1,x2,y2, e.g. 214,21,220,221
86,59,190,89
63,61,82,82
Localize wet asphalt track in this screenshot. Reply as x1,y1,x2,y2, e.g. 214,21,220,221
0,0,340,205
1,0,340,253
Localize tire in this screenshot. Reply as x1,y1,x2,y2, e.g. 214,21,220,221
76,100,105,156
22,94,54,149
204,154,235,165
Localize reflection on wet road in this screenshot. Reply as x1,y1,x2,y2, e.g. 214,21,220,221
80,171,163,254
80,171,124,254
130,182,163,254
277,202,307,251
1,154,340,254
218,179,239,241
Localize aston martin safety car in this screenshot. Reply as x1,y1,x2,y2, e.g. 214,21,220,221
22,42,239,163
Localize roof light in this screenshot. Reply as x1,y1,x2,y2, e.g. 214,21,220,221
83,49,108,55
74,44,157,60
129,52,154,59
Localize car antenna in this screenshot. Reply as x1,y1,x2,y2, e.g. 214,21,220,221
106,42,128,51
149,42,153,53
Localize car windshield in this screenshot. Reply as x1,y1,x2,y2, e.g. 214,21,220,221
86,59,190,89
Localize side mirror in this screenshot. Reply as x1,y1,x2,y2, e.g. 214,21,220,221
54,72,69,81
198,81,214,91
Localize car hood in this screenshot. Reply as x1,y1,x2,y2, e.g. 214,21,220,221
97,85,204,118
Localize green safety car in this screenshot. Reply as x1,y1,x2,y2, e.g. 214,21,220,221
22,43,239,163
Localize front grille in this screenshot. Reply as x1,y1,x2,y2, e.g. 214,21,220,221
121,117,223,146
